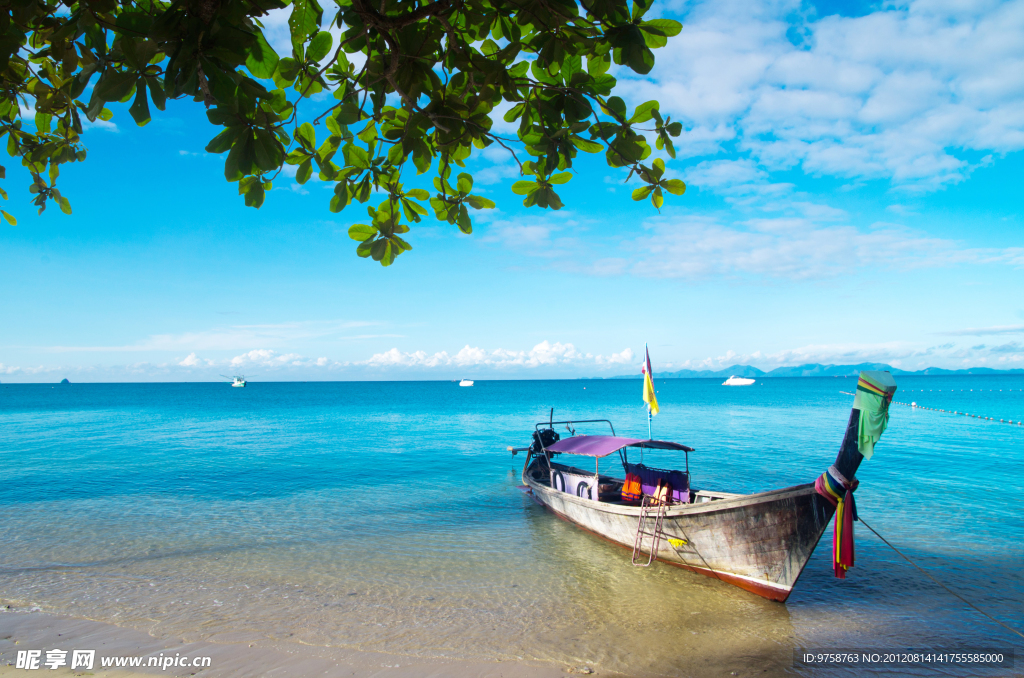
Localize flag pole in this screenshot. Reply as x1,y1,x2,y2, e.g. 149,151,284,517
646,342,653,439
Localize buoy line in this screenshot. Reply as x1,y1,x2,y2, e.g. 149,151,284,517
839,392,1022,426
902,388,1024,392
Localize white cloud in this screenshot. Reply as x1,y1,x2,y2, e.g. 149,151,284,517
480,212,591,258
627,216,1024,280
684,158,793,197
32,320,385,353
620,0,1024,191
937,324,1024,336
3,339,1022,382
473,163,521,185
361,341,633,370
230,349,308,367
178,352,206,367
82,118,119,133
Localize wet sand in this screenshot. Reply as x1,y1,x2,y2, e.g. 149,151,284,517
0,609,582,678
0,596,801,678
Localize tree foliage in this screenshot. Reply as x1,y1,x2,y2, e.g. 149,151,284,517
0,0,685,264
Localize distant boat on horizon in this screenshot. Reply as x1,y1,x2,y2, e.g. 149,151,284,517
459,379,474,387
722,376,755,386
221,375,247,388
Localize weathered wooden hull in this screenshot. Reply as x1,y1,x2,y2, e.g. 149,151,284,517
523,476,836,602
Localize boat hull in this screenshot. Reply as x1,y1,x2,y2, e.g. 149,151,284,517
523,477,835,602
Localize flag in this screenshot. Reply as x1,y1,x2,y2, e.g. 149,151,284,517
642,344,659,416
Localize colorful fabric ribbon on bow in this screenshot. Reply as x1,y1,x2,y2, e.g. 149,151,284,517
853,373,896,460
815,465,859,579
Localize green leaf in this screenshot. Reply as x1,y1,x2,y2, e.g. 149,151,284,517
652,157,665,179
206,126,243,154
662,179,686,195
58,197,72,214
240,178,266,208
246,30,280,79
503,103,525,123
632,0,654,21
274,58,301,87
330,186,351,213
348,223,378,241
547,188,564,210
465,195,496,209
631,186,653,201
370,238,388,261
297,158,313,184
146,77,167,111
253,130,284,172
456,205,472,234
93,69,136,103
509,61,529,78
405,188,429,200
587,54,611,76
343,144,370,169
307,31,333,63
652,186,663,209
548,172,572,185
640,19,683,39
334,100,361,125
628,100,659,124
129,80,151,126
602,96,628,120
288,0,324,56
511,180,537,195
1,210,15,225
34,112,52,134
295,122,316,150
456,172,473,194
224,133,253,181
356,239,374,257
325,113,343,138
570,135,603,153
391,234,412,252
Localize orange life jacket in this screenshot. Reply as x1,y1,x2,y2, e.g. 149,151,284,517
621,473,642,503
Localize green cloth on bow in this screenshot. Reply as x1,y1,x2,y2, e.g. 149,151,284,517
852,371,898,460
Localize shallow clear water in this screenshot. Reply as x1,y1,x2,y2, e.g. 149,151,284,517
1,377,1022,676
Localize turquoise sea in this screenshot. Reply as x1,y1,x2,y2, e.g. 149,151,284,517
1,376,1022,676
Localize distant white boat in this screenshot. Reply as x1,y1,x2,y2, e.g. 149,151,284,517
459,379,474,387
723,376,755,386
221,375,247,387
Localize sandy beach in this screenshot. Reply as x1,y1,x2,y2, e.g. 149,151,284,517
0,608,583,678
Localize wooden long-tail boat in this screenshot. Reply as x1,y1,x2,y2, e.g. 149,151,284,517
514,371,897,602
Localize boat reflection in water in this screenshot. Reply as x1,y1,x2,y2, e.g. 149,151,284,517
517,499,798,677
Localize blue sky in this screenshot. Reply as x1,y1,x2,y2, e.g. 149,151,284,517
2,0,1023,382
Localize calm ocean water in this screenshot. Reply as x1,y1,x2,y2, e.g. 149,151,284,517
1,377,1022,676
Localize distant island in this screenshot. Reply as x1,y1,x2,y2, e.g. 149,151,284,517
605,363,1024,379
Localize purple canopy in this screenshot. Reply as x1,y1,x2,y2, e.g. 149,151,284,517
544,435,693,457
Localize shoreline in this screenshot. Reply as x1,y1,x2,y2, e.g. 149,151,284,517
0,609,588,678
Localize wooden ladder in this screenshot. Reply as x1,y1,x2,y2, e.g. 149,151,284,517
631,496,667,566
